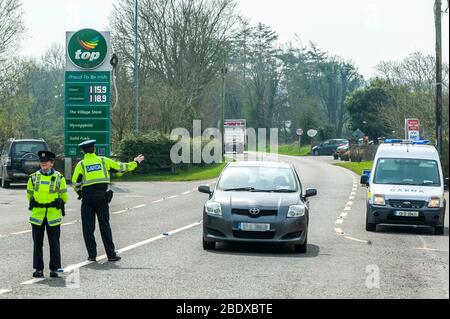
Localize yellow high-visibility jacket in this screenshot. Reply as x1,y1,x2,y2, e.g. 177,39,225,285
72,153,138,193
27,170,69,227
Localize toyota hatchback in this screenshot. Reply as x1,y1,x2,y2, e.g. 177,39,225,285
198,161,317,253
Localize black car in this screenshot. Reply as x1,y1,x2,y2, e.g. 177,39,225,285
0,138,49,188
198,161,317,253
312,139,349,156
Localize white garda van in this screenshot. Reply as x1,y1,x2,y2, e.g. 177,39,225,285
361,140,448,235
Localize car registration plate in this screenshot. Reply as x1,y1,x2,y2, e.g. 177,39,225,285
395,211,420,217
239,223,271,232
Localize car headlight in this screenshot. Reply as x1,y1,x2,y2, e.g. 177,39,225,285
287,205,306,218
205,201,222,217
374,195,386,206
428,197,441,208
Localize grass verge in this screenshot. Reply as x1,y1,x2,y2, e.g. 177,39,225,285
113,162,227,182
268,144,312,156
334,161,374,176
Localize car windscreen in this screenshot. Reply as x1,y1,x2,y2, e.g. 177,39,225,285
11,142,47,157
217,166,299,192
373,158,441,187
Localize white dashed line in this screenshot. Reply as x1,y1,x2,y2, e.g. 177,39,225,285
61,220,78,227
335,228,345,235
20,222,202,287
152,199,163,204
11,230,32,236
182,191,191,195
112,210,128,215
344,236,370,244
335,219,344,225
167,195,179,200
340,212,348,218
347,201,353,206
344,207,352,211
0,289,11,295
133,204,147,209
349,196,355,200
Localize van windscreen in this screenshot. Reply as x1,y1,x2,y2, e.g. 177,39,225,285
373,158,441,187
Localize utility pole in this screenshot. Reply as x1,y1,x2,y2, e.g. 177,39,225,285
435,0,443,155
134,0,140,134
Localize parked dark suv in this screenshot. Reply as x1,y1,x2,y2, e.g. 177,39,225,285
0,138,49,188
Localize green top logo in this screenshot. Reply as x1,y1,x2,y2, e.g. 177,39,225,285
68,29,108,70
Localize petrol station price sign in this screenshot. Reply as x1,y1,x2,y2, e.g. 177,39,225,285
65,29,111,158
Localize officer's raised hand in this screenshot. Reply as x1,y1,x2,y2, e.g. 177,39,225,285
134,155,145,164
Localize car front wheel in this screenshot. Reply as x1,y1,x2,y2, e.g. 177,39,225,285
434,226,444,235
203,238,216,250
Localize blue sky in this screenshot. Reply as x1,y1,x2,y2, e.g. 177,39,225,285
21,0,449,78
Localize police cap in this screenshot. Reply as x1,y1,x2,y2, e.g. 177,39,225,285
38,151,56,162
78,140,97,150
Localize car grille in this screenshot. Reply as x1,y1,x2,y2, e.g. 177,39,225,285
232,208,278,218
389,200,426,209
233,230,275,240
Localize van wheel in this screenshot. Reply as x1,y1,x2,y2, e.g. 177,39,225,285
434,226,444,235
366,212,376,232
203,238,216,250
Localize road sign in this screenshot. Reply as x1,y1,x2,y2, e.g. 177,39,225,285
307,129,318,138
405,119,420,141
296,128,304,136
65,29,111,158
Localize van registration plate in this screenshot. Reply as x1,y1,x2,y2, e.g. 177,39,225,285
395,211,419,217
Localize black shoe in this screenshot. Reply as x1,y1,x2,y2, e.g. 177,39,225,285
33,270,44,278
87,257,97,262
108,256,121,262
50,271,59,278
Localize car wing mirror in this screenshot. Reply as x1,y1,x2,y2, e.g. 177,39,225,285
198,185,212,195
305,189,317,198
445,177,449,191
361,171,371,187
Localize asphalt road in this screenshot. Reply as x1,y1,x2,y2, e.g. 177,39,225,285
0,155,448,299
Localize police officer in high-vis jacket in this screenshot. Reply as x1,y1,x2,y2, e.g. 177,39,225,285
72,140,144,263
28,151,68,278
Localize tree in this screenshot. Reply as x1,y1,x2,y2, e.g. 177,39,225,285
0,0,24,63
110,0,237,135
346,78,393,140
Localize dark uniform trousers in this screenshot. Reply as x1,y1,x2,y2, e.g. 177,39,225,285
81,190,116,259
32,218,61,271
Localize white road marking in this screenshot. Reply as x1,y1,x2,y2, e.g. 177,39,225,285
61,221,78,227
351,192,356,196
11,230,32,236
344,207,352,211
182,191,191,195
347,201,353,206
20,222,203,287
349,196,355,200
133,204,147,209
152,199,163,204
112,210,128,215
340,213,348,218
335,228,344,235
21,278,45,285
344,236,370,244
335,219,344,225
0,289,11,295
167,195,179,200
